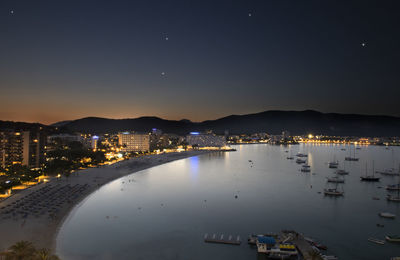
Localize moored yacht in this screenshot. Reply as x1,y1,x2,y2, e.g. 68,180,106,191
296,158,306,164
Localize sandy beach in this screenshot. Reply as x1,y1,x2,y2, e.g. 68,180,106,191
0,150,212,254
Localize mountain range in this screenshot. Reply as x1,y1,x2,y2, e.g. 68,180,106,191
50,110,400,136
2,110,400,136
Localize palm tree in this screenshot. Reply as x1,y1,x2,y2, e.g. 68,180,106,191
6,240,36,260
34,248,60,260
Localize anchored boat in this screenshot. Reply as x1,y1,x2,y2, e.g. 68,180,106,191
386,235,400,243
379,212,396,219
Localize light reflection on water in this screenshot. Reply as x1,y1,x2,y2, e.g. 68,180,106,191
57,144,400,260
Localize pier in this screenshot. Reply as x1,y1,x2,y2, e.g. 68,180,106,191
204,234,241,245
281,231,316,260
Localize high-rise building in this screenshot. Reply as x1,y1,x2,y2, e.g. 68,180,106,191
0,130,46,169
117,132,150,152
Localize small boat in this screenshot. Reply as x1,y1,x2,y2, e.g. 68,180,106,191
340,148,346,151
379,212,396,219
321,255,339,260
296,153,308,157
376,224,384,227
372,197,380,200
296,158,306,164
327,176,345,183
368,237,385,245
376,168,400,176
304,237,327,250
301,164,311,172
360,176,380,181
345,157,359,161
335,169,349,175
390,257,400,260
345,146,359,161
287,156,294,160
328,160,339,168
387,194,400,202
386,235,400,243
324,188,344,196
386,184,400,191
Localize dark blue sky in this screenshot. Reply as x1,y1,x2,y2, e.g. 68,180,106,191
1,0,399,124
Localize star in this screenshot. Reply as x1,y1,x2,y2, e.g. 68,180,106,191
165,37,169,41
361,42,366,47
161,72,165,76
248,13,252,17
10,10,14,14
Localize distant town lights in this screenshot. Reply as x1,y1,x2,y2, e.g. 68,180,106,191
190,132,200,135
92,135,99,140
308,134,314,139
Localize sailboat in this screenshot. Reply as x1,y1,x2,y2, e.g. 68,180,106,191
360,162,380,182
345,146,359,161
387,175,400,202
324,181,344,196
328,159,339,169
327,171,345,183
377,154,399,176
286,150,294,160
335,163,349,175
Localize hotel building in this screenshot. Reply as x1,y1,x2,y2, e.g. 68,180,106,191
117,132,150,152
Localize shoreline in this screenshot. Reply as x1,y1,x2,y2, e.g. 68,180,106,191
0,150,215,254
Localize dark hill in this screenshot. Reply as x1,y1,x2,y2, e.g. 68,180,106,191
53,110,400,136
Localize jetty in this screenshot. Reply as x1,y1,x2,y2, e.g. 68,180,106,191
281,231,318,260
204,233,241,245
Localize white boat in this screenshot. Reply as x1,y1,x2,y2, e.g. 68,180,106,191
296,158,306,164
335,169,349,175
324,188,344,196
321,255,339,260
387,194,400,202
376,168,399,176
345,147,359,161
387,175,400,202
379,212,396,219
324,181,344,196
368,237,385,245
327,176,345,183
328,161,339,168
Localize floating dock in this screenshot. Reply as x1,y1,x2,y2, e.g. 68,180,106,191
281,231,315,260
204,233,241,245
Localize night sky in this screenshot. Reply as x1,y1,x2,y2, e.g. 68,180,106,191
1,0,399,124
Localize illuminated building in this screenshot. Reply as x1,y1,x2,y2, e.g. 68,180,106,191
91,135,99,150
185,132,226,147
117,132,150,152
0,130,46,169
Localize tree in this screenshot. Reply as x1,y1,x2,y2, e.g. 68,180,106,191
5,240,36,260
34,248,60,260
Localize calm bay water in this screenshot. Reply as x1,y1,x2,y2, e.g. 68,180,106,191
56,144,400,260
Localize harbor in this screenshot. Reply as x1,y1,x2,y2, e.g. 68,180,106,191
56,144,400,259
